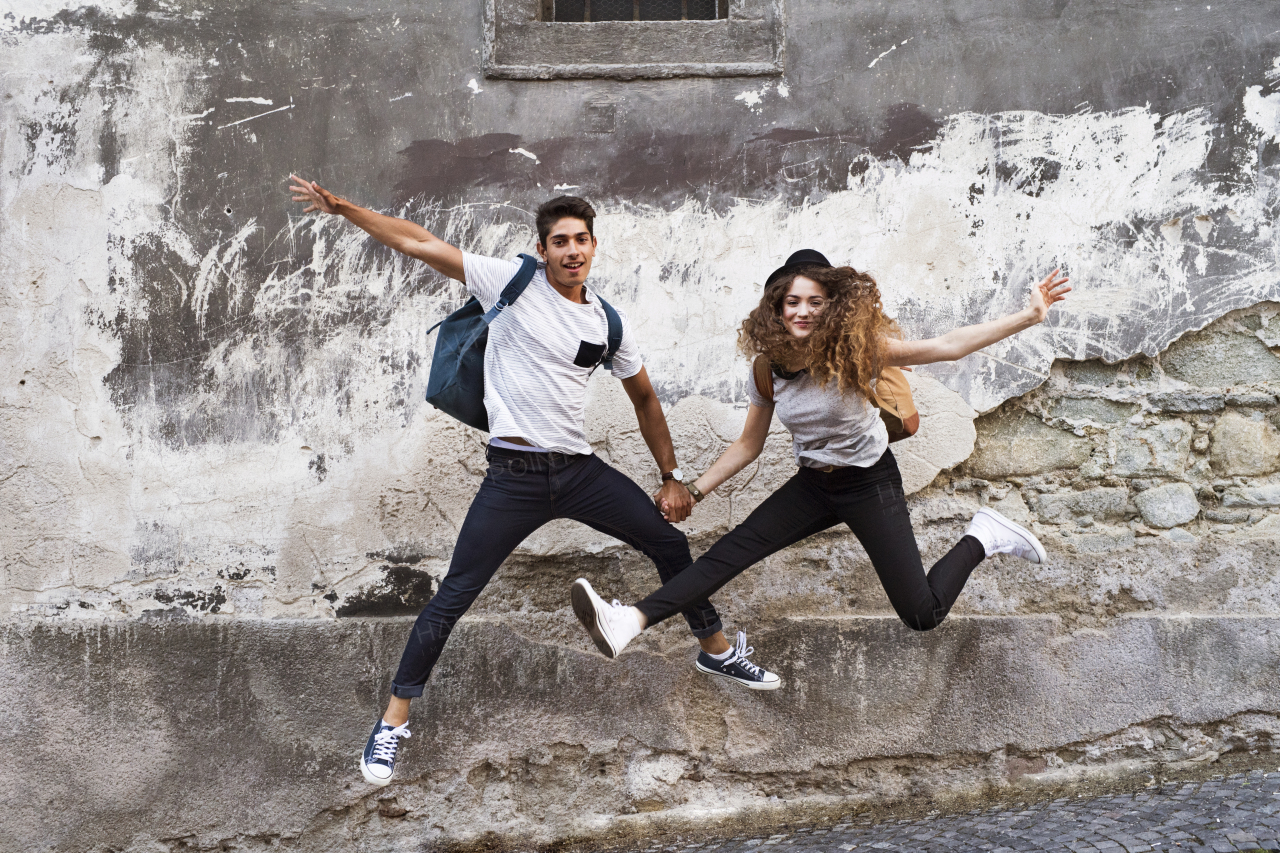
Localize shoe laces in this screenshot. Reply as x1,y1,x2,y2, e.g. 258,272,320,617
731,630,764,677
371,723,411,763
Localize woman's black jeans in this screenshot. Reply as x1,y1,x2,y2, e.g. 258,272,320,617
636,449,984,632
391,446,723,698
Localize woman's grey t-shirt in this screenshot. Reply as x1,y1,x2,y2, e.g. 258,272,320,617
746,365,889,469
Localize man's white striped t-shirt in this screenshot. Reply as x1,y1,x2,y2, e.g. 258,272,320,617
461,253,643,455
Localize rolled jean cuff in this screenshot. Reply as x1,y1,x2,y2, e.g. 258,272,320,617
390,680,425,699
687,617,723,639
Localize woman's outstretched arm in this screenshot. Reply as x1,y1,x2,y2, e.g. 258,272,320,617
885,269,1070,367
657,402,774,517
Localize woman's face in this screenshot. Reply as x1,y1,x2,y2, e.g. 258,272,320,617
781,275,828,338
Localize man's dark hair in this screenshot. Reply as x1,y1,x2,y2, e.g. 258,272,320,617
536,196,596,247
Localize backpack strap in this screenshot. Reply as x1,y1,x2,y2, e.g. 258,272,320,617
597,296,623,372
751,355,775,404
426,253,539,335
480,253,539,324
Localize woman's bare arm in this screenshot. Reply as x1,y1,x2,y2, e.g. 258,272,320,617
885,269,1070,367
289,175,465,281
658,403,774,518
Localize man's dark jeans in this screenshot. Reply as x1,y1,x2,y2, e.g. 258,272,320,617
391,446,723,698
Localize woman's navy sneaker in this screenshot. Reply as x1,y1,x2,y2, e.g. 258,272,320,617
695,631,781,690
360,719,411,786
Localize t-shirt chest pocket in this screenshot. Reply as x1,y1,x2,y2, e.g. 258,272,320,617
573,340,608,368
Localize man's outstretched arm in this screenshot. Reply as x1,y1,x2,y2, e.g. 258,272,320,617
289,175,465,282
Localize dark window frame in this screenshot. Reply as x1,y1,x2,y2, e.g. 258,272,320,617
487,0,782,80
539,0,729,22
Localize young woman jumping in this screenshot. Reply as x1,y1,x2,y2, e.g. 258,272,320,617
570,250,1070,673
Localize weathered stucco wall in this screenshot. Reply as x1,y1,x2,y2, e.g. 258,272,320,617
3,0,1280,850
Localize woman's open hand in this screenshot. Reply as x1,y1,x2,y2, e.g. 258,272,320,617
289,174,341,215
1028,269,1071,322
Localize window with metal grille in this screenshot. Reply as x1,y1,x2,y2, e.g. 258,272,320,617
492,0,781,80
547,0,728,21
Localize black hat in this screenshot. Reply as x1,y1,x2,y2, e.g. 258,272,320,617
765,249,832,288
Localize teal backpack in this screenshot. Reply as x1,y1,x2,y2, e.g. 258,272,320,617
425,254,623,431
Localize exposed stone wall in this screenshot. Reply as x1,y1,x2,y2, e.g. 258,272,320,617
949,303,1280,624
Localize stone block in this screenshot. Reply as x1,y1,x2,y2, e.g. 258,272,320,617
1134,483,1200,528
1255,304,1280,347
1049,398,1141,424
1225,392,1278,407
892,373,978,495
1064,524,1137,553
1063,361,1120,387
1161,328,1280,387
1204,508,1251,523
1209,411,1280,476
966,408,1093,479
1221,484,1280,507
1033,488,1129,524
1112,421,1193,477
1146,392,1225,413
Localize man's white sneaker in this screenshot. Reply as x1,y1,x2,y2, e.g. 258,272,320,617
571,578,642,659
965,507,1047,564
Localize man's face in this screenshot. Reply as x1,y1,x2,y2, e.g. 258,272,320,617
538,217,597,286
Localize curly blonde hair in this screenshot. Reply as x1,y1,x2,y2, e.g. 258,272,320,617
738,265,899,401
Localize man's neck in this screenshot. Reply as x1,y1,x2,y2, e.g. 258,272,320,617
546,271,589,304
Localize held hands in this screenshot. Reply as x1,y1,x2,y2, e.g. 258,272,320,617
653,480,695,524
289,174,341,215
1028,269,1071,322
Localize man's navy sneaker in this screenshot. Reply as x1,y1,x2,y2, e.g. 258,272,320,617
360,719,411,786
695,631,781,690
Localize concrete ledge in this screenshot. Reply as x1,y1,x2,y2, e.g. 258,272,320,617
2,614,1278,851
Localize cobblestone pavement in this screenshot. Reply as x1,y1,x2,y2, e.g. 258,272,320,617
634,771,1280,853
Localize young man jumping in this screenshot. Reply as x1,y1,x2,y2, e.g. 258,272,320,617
288,178,780,787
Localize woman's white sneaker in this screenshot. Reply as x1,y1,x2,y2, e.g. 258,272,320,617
571,578,642,658
965,507,1047,564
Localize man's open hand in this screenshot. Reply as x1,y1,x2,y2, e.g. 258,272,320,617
289,174,341,215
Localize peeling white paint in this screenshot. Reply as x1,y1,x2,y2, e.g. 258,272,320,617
868,37,912,69
0,0,135,31
225,97,273,105
216,102,294,130
1244,84,1280,143
5,34,1280,619
75,99,1276,604
467,78,484,94
735,82,789,113
389,92,413,102
734,86,767,113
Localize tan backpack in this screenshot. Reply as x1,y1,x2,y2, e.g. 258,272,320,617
751,355,920,443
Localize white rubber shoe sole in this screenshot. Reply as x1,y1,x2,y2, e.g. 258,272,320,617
360,760,393,787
